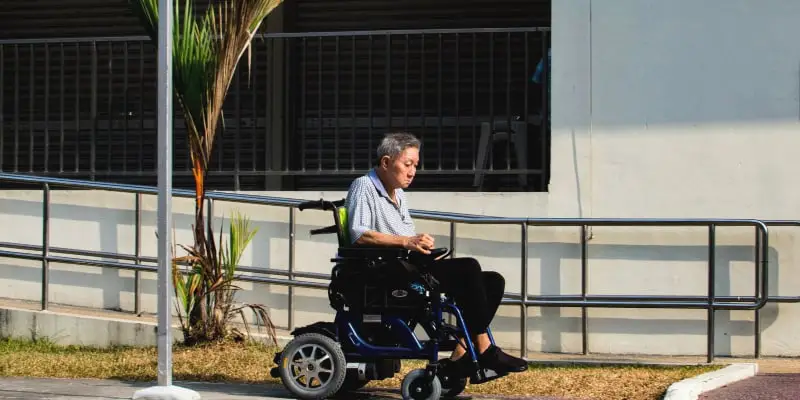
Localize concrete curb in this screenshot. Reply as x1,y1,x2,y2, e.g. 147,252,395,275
0,305,294,349
662,363,759,400
132,385,201,400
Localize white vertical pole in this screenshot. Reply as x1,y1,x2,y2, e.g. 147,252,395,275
156,0,174,388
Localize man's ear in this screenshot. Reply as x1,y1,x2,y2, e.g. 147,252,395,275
380,156,390,169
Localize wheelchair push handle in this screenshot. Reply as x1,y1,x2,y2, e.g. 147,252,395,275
297,198,345,211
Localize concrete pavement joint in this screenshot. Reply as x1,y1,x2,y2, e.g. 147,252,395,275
662,363,758,400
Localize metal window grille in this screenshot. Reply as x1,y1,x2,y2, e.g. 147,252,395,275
0,27,550,191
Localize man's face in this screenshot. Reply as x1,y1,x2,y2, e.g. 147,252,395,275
381,146,419,190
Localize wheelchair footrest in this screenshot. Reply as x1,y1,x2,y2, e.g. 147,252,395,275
469,367,509,385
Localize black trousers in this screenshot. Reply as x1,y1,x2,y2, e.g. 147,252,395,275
427,257,505,336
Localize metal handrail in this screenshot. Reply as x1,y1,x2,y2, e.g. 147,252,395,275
0,172,777,362
0,26,551,45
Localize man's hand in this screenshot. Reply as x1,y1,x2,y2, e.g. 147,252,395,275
403,233,435,254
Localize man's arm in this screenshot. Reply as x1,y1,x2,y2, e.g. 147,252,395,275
358,230,434,254
354,230,407,247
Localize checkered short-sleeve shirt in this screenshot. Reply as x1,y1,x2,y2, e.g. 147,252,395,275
345,169,416,244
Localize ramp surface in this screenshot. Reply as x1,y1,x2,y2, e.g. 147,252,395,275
698,373,800,400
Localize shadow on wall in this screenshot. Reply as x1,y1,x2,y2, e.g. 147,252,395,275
0,196,784,355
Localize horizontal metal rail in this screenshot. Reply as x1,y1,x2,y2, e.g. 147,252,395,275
0,172,783,363
0,27,552,45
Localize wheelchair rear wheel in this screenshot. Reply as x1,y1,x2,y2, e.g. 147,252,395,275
277,333,347,400
401,368,442,400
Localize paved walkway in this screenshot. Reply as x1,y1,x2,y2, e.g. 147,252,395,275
0,377,570,400
698,373,800,400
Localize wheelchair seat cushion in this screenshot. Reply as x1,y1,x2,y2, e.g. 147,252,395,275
329,258,434,315
335,246,409,260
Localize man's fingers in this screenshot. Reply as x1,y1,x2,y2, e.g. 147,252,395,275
420,234,434,244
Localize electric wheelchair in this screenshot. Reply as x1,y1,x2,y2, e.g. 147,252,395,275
270,198,506,400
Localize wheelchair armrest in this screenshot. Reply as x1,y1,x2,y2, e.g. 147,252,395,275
298,198,345,211
310,225,338,236
333,246,409,261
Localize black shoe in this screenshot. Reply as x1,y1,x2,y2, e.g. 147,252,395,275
438,356,472,378
479,345,528,373
437,358,470,388
442,349,507,385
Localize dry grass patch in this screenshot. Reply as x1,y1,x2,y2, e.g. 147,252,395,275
0,338,720,399
377,360,720,399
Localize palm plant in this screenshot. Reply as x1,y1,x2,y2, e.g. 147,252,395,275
128,0,282,344
172,210,276,344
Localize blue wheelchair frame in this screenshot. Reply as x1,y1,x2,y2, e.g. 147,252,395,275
335,288,497,366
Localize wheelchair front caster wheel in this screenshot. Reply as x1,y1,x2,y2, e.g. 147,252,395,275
401,369,442,400
439,374,467,398
277,333,347,400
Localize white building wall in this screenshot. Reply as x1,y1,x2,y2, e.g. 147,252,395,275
550,0,800,356
2,0,800,357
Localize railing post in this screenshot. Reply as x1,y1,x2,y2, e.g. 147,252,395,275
449,221,456,258
707,224,716,363
134,193,142,316
90,41,97,181
206,197,215,250
759,222,769,358
288,207,296,331
754,226,763,358
41,183,50,311
447,221,457,325
581,225,589,355
520,221,528,358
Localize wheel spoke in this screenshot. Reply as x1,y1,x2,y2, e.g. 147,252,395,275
294,372,310,388
310,345,321,359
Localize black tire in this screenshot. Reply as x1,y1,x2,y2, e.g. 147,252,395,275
278,333,347,400
401,368,442,400
440,375,467,398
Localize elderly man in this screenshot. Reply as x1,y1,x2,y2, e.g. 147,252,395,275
345,132,527,379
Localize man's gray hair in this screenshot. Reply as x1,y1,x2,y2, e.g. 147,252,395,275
376,132,421,161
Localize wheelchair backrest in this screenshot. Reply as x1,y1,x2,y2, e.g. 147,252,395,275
334,206,351,247
298,198,352,247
